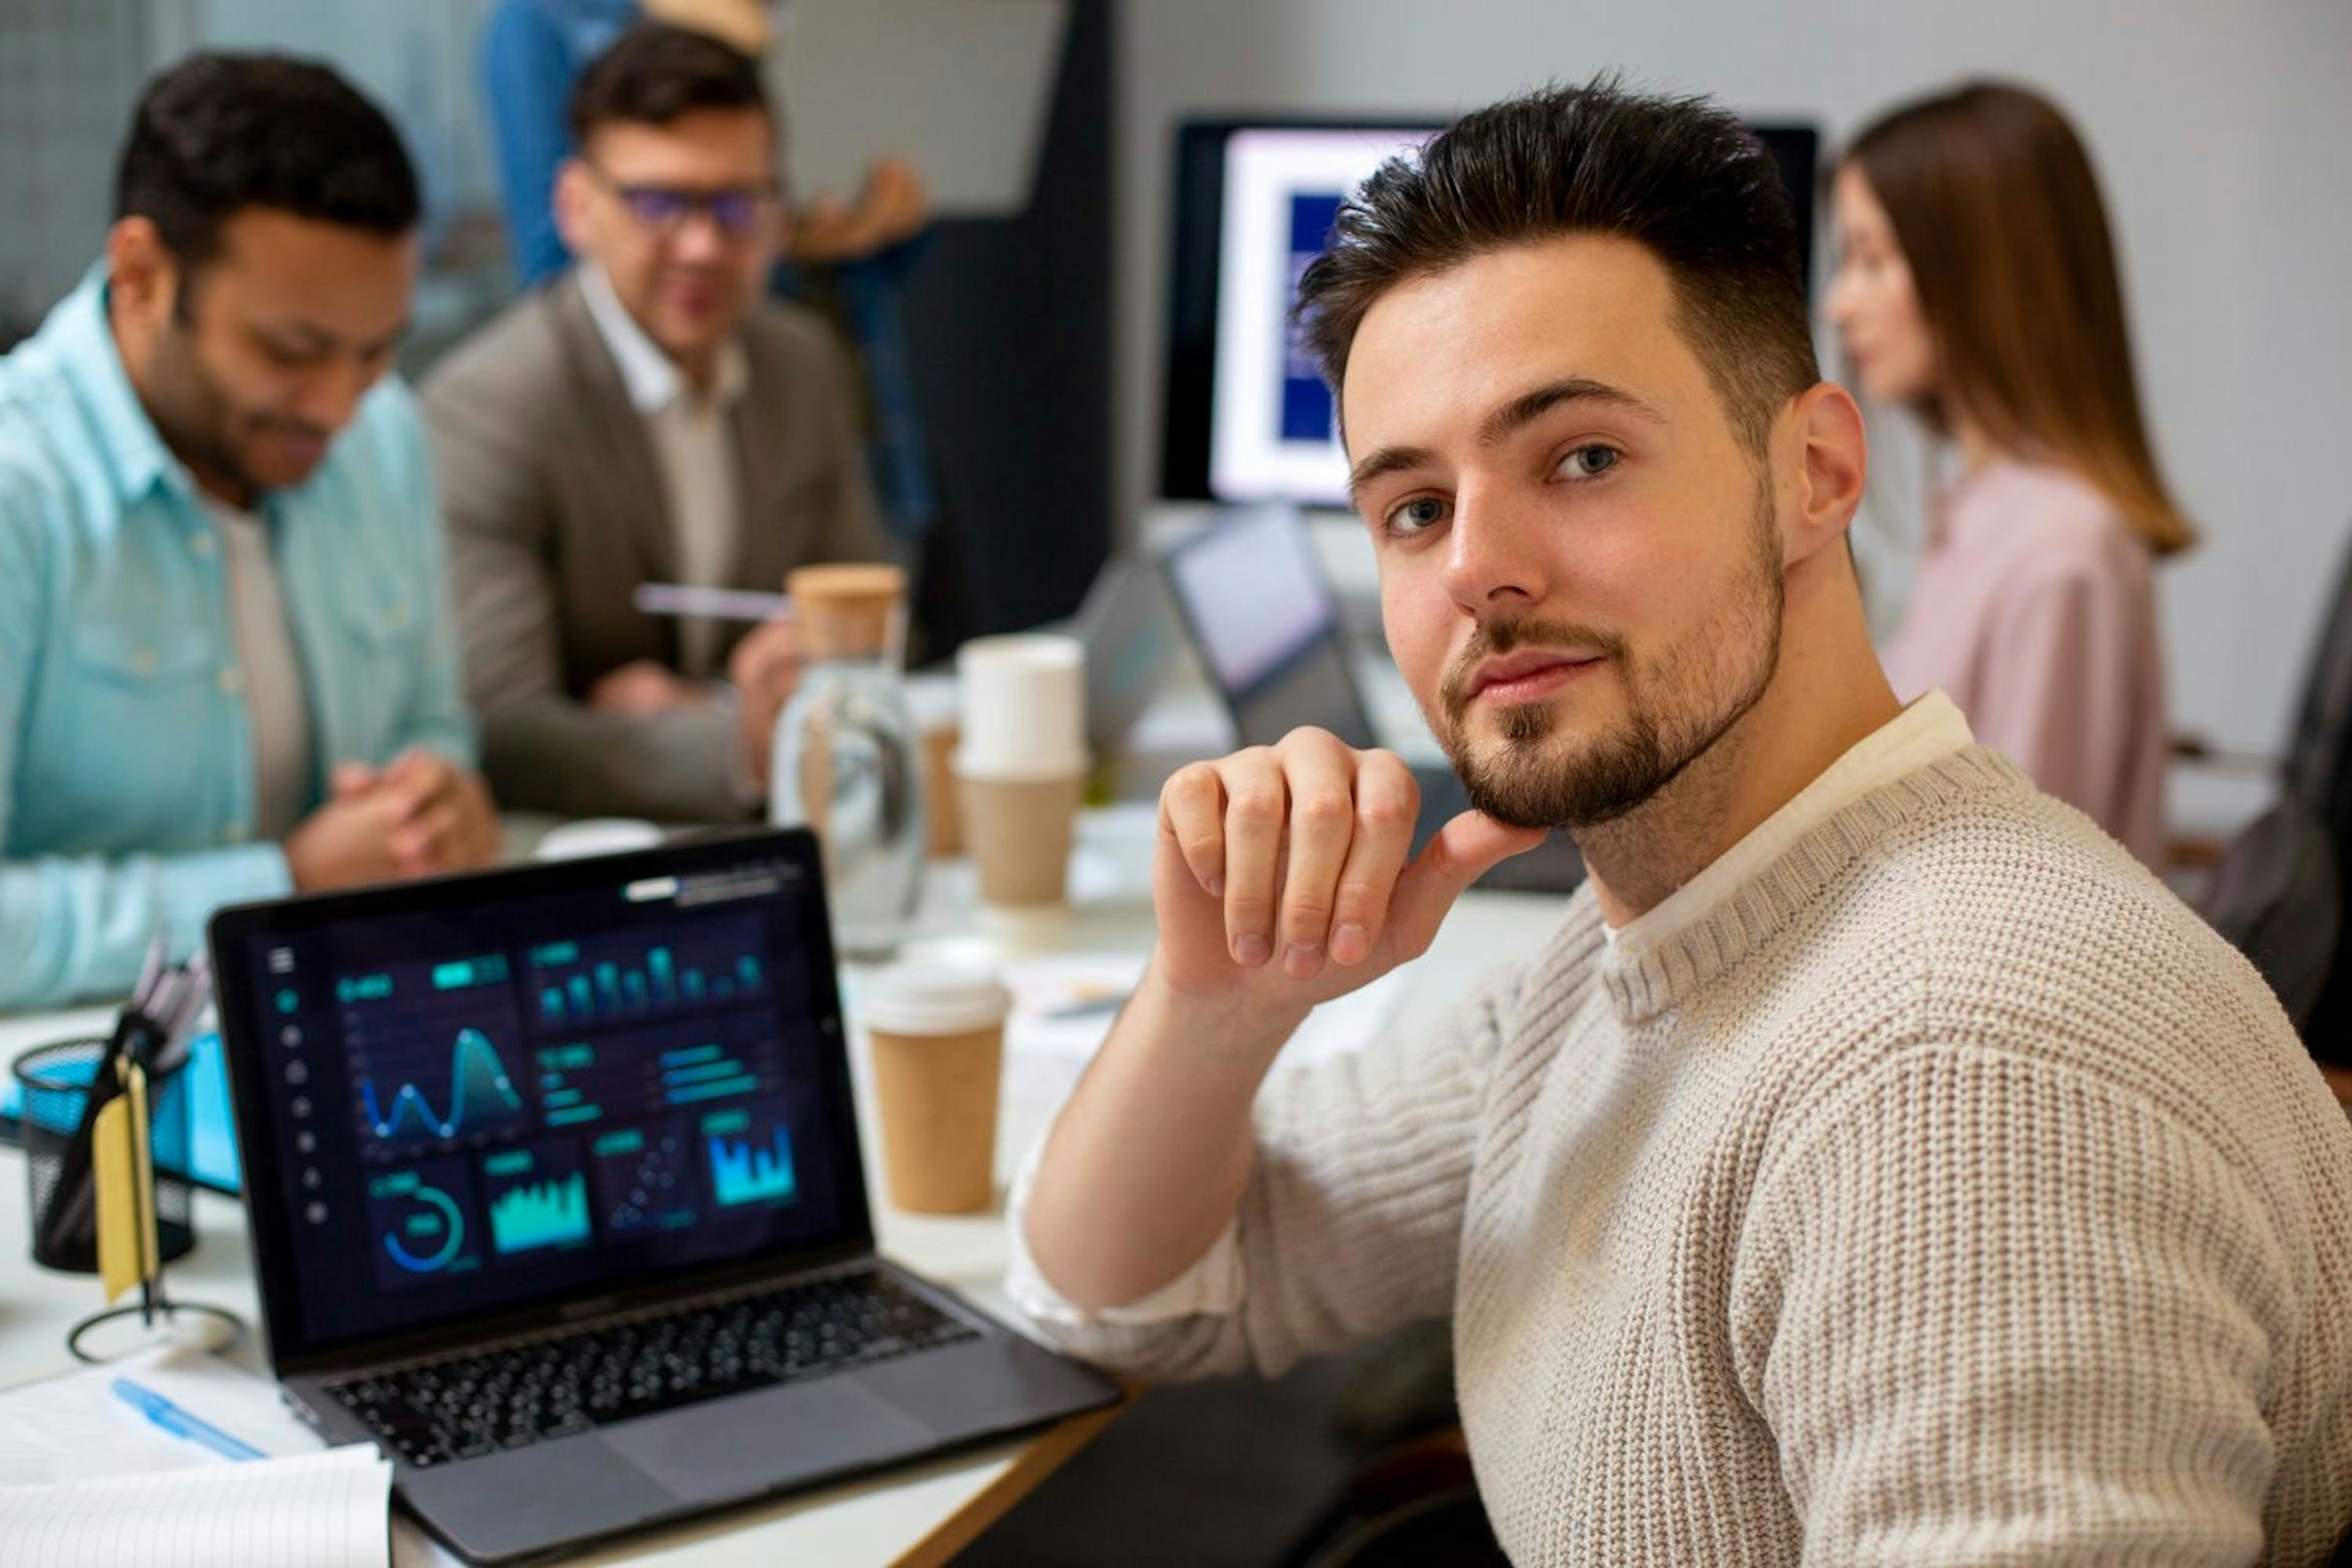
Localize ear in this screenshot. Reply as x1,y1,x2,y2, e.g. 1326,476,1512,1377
1779,380,1868,569
104,215,179,322
552,158,596,255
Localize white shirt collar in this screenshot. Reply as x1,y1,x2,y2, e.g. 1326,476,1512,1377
577,262,748,416
1605,690,1976,955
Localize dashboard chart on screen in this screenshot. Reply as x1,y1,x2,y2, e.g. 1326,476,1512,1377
239,854,858,1350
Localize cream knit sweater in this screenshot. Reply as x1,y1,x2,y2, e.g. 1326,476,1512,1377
1015,748,2352,1565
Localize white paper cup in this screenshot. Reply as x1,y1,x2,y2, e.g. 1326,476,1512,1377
955,634,1087,778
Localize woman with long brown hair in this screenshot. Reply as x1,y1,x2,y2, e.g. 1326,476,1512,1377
1828,83,2189,868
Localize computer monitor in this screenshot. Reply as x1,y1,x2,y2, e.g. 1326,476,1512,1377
1159,115,1821,509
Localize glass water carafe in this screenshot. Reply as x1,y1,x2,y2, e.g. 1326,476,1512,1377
767,566,926,959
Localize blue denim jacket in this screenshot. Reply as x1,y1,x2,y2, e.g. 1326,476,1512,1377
0,270,476,1008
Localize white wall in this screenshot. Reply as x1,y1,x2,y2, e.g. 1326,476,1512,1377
1114,0,2352,788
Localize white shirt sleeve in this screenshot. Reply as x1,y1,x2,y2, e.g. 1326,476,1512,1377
1001,1109,1245,1327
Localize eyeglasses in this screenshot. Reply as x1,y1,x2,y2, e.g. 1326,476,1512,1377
582,165,781,240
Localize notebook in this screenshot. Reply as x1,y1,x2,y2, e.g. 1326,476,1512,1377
0,1346,394,1568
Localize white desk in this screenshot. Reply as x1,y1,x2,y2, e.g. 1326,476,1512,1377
0,805,1565,1564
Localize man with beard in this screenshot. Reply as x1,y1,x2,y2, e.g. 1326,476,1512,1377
425,22,883,823
0,55,496,1009
1009,82,2352,1566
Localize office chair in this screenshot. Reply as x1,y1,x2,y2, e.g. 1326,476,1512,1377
2275,535,2352,1058
2178,533,2352,1061
2196,799,2340,1038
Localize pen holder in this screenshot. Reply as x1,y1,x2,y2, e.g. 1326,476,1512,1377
13,1039,197,1274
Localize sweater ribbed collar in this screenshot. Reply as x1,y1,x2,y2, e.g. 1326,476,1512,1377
1594,746,2032,1023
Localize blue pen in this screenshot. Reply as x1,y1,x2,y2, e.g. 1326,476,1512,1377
112,1377,268,1462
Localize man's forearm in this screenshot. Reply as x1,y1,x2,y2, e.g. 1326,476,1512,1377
1020,959,1309,1311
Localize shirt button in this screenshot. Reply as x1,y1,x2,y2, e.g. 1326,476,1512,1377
130,649,159,677
384,603,411,632
225,821,250,843
189,532,217,558
217,667,246,698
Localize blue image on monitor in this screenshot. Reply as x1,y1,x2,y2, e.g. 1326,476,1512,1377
1279,192,1343,445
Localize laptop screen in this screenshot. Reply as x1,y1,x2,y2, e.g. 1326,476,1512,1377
1163,506,1378,750
211,831,868,1364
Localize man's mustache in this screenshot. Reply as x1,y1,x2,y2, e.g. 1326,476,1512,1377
1439,617,1626,721
249,415,334,444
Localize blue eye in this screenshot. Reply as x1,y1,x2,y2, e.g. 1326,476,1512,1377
1557,444,1621,480
1382,495,1450,537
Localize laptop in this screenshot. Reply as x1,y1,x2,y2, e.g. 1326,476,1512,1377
1069,550,1184,763
209,827,1118,1565
1158,507,1585,894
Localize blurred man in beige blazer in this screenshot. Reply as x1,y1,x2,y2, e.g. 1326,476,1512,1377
425,21,883,823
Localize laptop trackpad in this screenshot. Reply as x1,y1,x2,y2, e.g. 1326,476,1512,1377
603,1379,934,1502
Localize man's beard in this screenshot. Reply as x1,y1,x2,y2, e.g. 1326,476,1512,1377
1432,483,1787,832
145,320,326,502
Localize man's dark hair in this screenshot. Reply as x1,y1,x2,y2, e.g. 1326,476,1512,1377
568,22,771,148
1296,78,1817,455
115,53,420,273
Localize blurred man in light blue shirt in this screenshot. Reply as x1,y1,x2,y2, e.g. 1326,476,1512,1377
0,53,499,1009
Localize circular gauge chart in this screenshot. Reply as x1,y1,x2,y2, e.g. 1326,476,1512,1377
366,1156,480,1285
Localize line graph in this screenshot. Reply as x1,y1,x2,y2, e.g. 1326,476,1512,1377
356,1028,529,1141
339,955,530,1160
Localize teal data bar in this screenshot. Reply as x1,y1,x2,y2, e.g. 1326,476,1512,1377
432,954,510,991
662,1060,741,1087
546,1104,603,1126
667,1075,760,1106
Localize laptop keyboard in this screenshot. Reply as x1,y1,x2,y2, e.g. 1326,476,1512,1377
325,1270,978,1468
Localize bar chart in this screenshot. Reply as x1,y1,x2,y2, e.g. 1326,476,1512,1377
527,919,770,1030
483,1145,592,1254
658,1042,762,1107
532,1011,786,1131
703,1108,796,1208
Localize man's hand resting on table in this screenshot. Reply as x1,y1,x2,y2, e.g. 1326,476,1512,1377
285,750,500,890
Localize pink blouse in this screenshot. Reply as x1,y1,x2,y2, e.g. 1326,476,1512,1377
1879,459,2169,868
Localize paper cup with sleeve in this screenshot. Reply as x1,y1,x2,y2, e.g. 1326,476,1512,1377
952,635,1088,909
860,964,1012,1214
